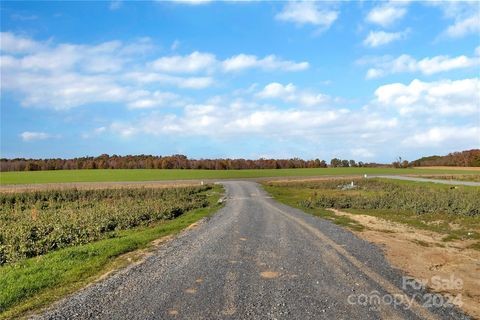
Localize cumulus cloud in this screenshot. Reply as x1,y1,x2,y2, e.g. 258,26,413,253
150,52,309,73
1,32,309,110
109,101,397,141
431,1,480,38
276,1,338,32
124,72,214,89
445,14,480,38
351,148,375,159
403,126,480,147
374,78,480,116
89,76,477,159
222,54,309,72
0,32,44,54
20,131,56,142
256,82,331,107
361,50,480,79
366,2,408,27
363,29,409,48
126,91,189,109
150,51,217,73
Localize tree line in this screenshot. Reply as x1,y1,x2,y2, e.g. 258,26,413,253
1,150,476,172
0,154,382,172
410,150,480,167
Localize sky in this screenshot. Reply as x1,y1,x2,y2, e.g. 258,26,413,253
0,0,479,162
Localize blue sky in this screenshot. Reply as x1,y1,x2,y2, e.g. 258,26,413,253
1,1,479,162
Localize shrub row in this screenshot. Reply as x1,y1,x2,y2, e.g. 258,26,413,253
292,180,480,216
0,186,211,265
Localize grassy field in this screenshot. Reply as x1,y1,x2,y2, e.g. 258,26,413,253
1,167,479,185
0,185,224,319
263,179,480,246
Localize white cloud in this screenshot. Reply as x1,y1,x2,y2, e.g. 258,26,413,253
0,32,43,54
374,78,480,116
363,29,408,47
1,32,309,110
445,14,480,38
126,91,187,109
222,54,309,72
1,38,153,74
256,82,296,99
168,0,212,5
148,50,310,74
150,52,309,73
403,126,480,147
124,72,214,89
276,1,338,31
362,50,480,79
351,148,375,159
431,1,480,38
99,77,477,159
366,68,384,79
366,2,408,27
256,82,331,107
150,51,217,73
20,131,55,142
109,101,397,141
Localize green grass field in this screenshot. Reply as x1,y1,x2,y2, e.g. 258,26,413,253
1,167,478,185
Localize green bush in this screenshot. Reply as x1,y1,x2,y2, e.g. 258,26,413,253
0,186,211,265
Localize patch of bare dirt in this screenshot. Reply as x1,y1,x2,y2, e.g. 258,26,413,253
329,209,480,319
260,271,280,279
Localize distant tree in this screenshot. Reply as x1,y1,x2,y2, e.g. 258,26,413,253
330,158,342,168
392,157,402,168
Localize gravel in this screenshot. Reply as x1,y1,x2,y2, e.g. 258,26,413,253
32,181,470,320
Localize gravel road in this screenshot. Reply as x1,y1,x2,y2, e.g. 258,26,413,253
32,181,468,320
367,175,480,186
